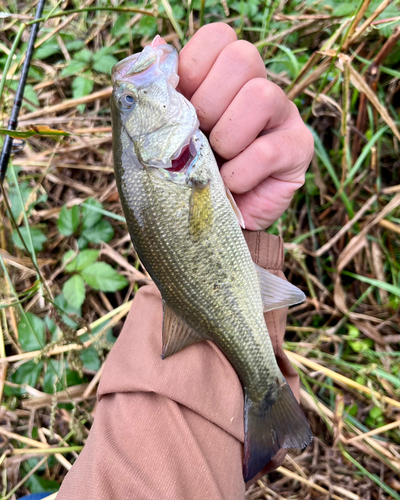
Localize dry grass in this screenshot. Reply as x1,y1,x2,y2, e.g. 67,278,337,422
1,0,400,498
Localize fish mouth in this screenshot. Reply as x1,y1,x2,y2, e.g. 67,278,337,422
146,133,202,184
169,136,198,172
167,134,202,175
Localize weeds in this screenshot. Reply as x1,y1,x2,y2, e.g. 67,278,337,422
1,0,400,498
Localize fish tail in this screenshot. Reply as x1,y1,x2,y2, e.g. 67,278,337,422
243,381,312,482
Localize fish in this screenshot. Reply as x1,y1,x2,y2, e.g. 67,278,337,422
110,35,312,482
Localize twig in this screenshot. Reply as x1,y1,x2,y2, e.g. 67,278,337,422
286,350,400,409
276,466,347,500
349,0,393,45
16,87,112,121
347,420,400,443
3,456,48,499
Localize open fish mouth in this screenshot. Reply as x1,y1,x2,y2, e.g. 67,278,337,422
147,132,202,184
169,135,199,172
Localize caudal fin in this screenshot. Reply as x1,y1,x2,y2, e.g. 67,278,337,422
243,382,312,482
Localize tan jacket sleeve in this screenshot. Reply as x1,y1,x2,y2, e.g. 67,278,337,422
56,232,299,500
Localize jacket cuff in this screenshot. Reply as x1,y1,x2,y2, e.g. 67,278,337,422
242,230,284,271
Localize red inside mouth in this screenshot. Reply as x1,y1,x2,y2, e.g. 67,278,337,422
170,145,192,172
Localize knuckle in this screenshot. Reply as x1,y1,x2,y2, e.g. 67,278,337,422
242,78,285,108
297,127,314,168
209,128,233,159
223,40,262,71
293,172,306,189
181,64,198,88
304,128,315,161
288,103,314,166
198,22,237,42
210,127,224,152
254,138,276,167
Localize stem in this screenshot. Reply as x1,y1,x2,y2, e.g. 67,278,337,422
27,6,163,25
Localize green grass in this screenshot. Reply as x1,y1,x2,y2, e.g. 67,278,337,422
1,0,400,498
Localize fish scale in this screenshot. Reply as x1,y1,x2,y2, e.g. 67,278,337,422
111,36,312,482
117,139,269,393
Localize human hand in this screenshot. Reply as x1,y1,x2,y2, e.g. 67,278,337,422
177,23,314,230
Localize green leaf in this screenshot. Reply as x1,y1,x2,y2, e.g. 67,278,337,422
61,60,88,77
369,406,383,420
54,293,81,329
349,339,372,353
63,275,86,309
58,205,80,236
111,14,129,36
0,125,69,139
355,376,365,386
93,54,118,74
82,219,114,243
81,197,103,229
74,48,93,63
72,75,94,112
43,359,64,393
77,235,88,249
67,368,86,387
8,180,34,219
341,270,400,298
63,249,77,270
333,3,354,16
26,474,59,494
65,40,85,51
18,312,45,351
81,200,126,222
136,16,157,37
81,262,128,292
45,316,61,342
346,403,358,417
347,325,360,339
80,347,101,371
34,42,61,60
8,82,40,112
12,227,47,252
64,249,100,272
10,360,44,395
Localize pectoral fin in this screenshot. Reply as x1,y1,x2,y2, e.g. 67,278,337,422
225,186,245,229
254,263,306,312
162,301,205,358
189,181,213,240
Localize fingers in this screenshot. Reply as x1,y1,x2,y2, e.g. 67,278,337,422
220,126,314,194
209,78,291,160
178,23,237,100
190,40,267,132
177,24,314,230
234,176,304,230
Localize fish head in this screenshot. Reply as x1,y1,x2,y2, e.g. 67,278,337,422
111,36,200,174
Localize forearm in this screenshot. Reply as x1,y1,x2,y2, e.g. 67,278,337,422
56,232,298,499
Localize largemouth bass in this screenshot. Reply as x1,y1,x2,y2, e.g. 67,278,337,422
111,36,312,482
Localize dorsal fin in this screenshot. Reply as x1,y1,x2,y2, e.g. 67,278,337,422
254,263,306,312
162,301,205,359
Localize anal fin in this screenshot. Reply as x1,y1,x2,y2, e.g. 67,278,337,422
162,301,204,359
254,263,306,312
243,382,312,482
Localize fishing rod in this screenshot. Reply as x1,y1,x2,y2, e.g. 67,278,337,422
0,0,46,181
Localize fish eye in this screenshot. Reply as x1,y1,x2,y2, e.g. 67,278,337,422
119,93,135,110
